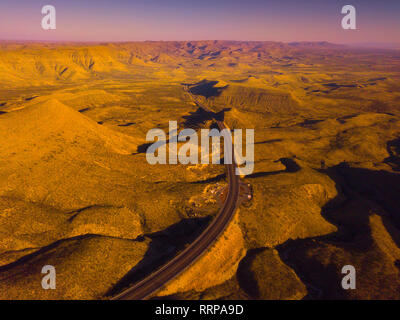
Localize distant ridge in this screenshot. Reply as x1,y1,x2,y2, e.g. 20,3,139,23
348,42,400,50
0,41,353,86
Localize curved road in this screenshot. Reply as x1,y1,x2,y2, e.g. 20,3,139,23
112,86,240,300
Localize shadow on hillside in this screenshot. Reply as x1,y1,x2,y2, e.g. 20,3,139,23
298,119,324,127
277,162,400,299
236,248,265,298
214,108,231,122
254,139,283,145
118,122,135,127
189,173,226,184
182,107,215,129
25,96,39,101
106,216,212,298
182,107,232,129
135,132,178,154
0,234,97,273
187,80,228,98
384,137,400,172
246,157,301,179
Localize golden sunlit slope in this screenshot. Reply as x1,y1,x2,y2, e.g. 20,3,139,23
0,87,223,299
0,99,141,252
1,41,400,300
159,66,400,299
0,98,138,157
0,99,155,299
0,45,131,86
280,164,400,299
0,236,151,300
0,96,212,246
50,89,130,110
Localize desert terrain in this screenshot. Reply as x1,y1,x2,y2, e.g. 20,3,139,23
0,41,400,299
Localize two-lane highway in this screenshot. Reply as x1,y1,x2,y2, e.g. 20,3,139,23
112,86,240,300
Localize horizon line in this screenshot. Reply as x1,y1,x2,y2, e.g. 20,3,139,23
1,39,399,50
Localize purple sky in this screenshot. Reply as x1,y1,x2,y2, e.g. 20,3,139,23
0,0,399,44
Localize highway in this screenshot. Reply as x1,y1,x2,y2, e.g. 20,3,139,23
111,85,240,300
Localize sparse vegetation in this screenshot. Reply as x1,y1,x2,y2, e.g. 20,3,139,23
1,41,400,299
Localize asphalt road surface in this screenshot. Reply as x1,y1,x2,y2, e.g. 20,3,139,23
112,87,240,300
